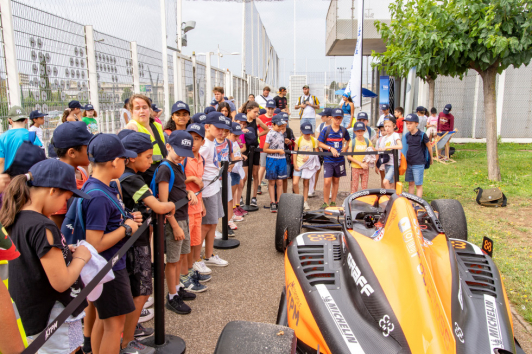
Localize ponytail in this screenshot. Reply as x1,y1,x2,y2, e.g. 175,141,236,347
0,173,32,228
61,109,71,123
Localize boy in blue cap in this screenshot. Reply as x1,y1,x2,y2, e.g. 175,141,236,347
257,99,277,195
191,112,207,125
404,113,432,198
264,114,288,212
29,109,48,148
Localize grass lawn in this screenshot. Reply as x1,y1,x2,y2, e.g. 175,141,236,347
419,142,532,323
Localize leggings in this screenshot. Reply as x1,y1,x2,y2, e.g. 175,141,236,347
351,168,369,193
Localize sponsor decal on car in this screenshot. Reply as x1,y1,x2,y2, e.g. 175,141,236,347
379,315,394,337
454,322,465,343
286,281,301,326
484,294,504,351
347,253,374,296
399,217,417,257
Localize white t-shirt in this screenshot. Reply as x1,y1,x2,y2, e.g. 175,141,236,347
377,113,394,127
300,95,316,119
417,115,428,131
377,132,401,165
199,137,220,198
29,126,45,150
256,94,273,109
119,108,131,128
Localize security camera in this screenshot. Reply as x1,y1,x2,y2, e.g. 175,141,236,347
183,21,196,33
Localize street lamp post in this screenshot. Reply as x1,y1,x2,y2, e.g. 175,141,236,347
337,67,346,89
216,44,240,69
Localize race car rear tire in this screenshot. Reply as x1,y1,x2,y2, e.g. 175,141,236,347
275,193,304,252
430,199,468,241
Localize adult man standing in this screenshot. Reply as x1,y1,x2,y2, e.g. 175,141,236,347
213,87,236,118
255,86,273,109
376,103,394,127
273,87,289,115
295,85,320,132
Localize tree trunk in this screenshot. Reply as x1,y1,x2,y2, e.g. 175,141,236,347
479,66,501,181
428,78,435,109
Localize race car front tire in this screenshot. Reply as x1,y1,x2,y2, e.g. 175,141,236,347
275,193,304,252
430,199,468,241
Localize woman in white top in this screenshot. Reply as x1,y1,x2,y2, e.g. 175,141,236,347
119,98,131,128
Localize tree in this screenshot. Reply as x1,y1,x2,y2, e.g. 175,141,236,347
373,0,532,180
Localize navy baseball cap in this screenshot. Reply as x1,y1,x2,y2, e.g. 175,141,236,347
29,110,48,120
318,108,331,116
192,113,207,124
234,113,247,122
266,100,276,108
68,100,85,110
357,112,369,120
224,96,229,100
87,133,137,162
272,115,287,126
204,106,215,114
117,129,135,140
443,104,452,113
210,99,218,106
172,101,190,114
151,104,161,112
300,123,313,135
187,123,205,138
84,104,94,111
29,159,91,199
124,98,130,105
415,106,425,113
380,104,390,110
223,117,232,130
274,108,282,114
405,113,419,123
205,112,229,129
353,122,366,131
331,108,344,118
259,108,266,115
121,132,154,155
167,130,194,158
52,121,93,148
230,122,243,135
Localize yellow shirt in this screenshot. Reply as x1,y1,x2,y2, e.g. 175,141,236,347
349,137,373,168
296,136,318,168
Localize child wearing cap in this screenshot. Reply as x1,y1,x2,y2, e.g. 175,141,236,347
119,132,177,351
347,112,376,144
63,100,86,122
375,119,402,189
81,134,141,354
404,114,433,198
257,99,276,196
347,122,374,193
29,109,48,148
164,101,191,136
151,104,163,125
394,107,405,135
204,106,216,114
377,104,393,127
264,115,288,213
293,123,319,210
191,112,207,125
227,122,247,218
82,104,99,134
0,159,92,353
280,113,295,194
415,106,428,132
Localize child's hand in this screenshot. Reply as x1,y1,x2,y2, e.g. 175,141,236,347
242,128,249,133
173,225,185,241
187,190,198,205
278,149,285,155
72,245,92,263
284,138,291,145
361,162,368,170
294,165,300,172
125,218,139,234
202,208,207,217
165,202,176,216
131,211,143,225
375,166,380,174
330,147,339,157
242,155,248,161
303,156,309,162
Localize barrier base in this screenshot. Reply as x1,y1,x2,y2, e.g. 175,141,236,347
241,204,259,212
213,238,240,249
141,334,186,354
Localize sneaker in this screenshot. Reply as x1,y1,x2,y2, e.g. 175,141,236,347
228,228,235,237
240,196,244,205
228,220,238,230
250,197,258,207
143,296,154,309
308,191,316,198
232,214,244,222
191,269,211,283
237,206,248,215
320,202,328,210
304,201,310,210
204,254,229,267
181,275,208,293
330,201,337,207
138,308,154,323
121,339,156,354
257,186,262,195
134,323,154,338
215,230,223,239
165,294,191,315
261,180,267,186
193,261,212,275
178,286,197,301
270,202,278,213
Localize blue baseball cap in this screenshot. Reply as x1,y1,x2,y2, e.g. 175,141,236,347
405,113,419,123
204,106,216,114
68,100,85,110
167,130,194,158
205,111,229,129
300,123,313,135
121,132,154,155
117,129,135,140
224,117,232,130
443,104,452,114
272,115,287,126
357,112,369,120
172,101,190,114
87,133,137,162
29,110,47,120
415,106,425,113
29,159,91,199
380,104,390,111
52,121,93,148
353,122,366,131
151,104,161,112
331,108,344,118
234,113,247,122
231,122,243,135
266,100,276,108
274,108,282,114
124,98,130,105
84,104,94,111
187,123,205,138
318,108,331,116
210,99,218,106
192,113,207,124
259,108,267,115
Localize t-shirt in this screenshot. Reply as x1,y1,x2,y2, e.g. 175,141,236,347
184,155,204,215
296,136,318,168
214,138,231,162
55,167,88,215
258,114,274,149
119,108,131,127
265,130,285,159
377,113,394,127
82,117,99,134
349,138,373,168
299,95,317,119
199,137,220,198
377,133,401,166
396,117,405,133
81,177,127,271
0,128,43,171
155,159,188,221
256,94,273,109
318,125,351,163
28,126,45,150
427,115,439,128
120,167,152,246
417,115,428,131
405,130,429,166
242,126,258,153
8,211,86,335
437,112,454,132
273,96,287,110
232,141,243,171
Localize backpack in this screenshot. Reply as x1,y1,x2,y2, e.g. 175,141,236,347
4,131,46,177
298,95,319,118
296,136,317,149
351,137,370,152
149,161,175,198
403,131,431,170
474,187,507,207
323,125,348,151
61,185,128,245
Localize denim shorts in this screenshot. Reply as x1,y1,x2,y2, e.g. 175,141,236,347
405,164,425,185
293,168,302,177
230,172,241,186
324,160,347,178
384,164,395,183
266,157,288,180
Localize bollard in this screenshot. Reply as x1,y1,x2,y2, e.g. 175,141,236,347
241,146,259,212
214,161,240,249
393,149,400,187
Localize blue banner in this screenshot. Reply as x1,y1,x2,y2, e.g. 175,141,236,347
379,76,389,106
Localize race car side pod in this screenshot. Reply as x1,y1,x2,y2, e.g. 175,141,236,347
214,160,240,249
242,146,259,212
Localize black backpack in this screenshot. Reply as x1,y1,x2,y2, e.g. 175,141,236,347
4,131,46,177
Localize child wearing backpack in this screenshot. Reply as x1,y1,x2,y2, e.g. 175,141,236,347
119,132,176,352
264,115,289,213
227,122,247,218
0,159,92,354
347,122,373,193
293,123,319,210
404,114,433,198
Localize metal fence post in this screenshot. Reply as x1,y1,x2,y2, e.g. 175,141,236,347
173,52,179,101
131,42,140,93
85,26,100,113
0,0,21,107
192,52,197,114
160,0,170,119
205,53,212,96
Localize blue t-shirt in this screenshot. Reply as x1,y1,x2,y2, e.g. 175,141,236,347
0,128,43,171
318,125,351,163
214,139,230,162
81,177,127,271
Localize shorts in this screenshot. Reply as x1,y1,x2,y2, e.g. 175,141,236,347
243,149,260,167
426,126,437,137
405,164,425,185
189,212,202,246
293,168,302,177
93,268,135,319
165,219,191,263
265,157,288,180
230,172,241,186
127,245,153,297
202,190,224,225
384,164,395,183
323,160,346,178
260,152,267,167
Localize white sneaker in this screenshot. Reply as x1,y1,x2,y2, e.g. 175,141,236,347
204,254,229,267
193,261,212,275
138,308,154,323
308,191,316,198
143,296,154,309
215,230,222,239
304,201,310,210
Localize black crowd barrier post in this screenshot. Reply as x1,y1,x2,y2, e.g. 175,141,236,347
214,161,240,249
141,213,186,353
393,149,400,187
242,146,259,212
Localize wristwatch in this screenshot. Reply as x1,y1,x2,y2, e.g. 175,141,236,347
328,146,332,151
120,222,133,237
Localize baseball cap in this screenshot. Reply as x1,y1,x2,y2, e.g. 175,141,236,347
187,123,205,138
234,113,247,122
357,112,369,120
204,106,215,114
300,123,313,135
7,106,28,121
53,121,93,148
302,85,309,89
29,110,48,120
266,100,276,108
272,114,287,126
84,104,94,111
353,122,366,131
69,100,85,110
210,99,218,106
223,117,232,130
230,122,243,135
29,159,91,199
443,104,452,113
117,129,135,140
377,121,384,128
172,101,190,114
120,132,154,155
331,108,344,118
405,113,419,123
151,104,161,112
383,116,397,125
380,104,390,111
318,108,331,116
87,133,137,162
167,130,194,158
124,98,130,105
274,108,282,114
191,113,207,124
205,112,229,129
415,106,425,113
6,141,46,177
259,108,267,115
224,96,229,100
279,86,287,91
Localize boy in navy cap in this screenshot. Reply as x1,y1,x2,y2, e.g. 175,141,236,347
404,113,432,198
204,106,215,114
29,109,48,148
82,134,142,354
191,112,207,125
264,114,288,212
164,101,190,136
257,99,277,195
312,107,333,197
415,106,428,131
